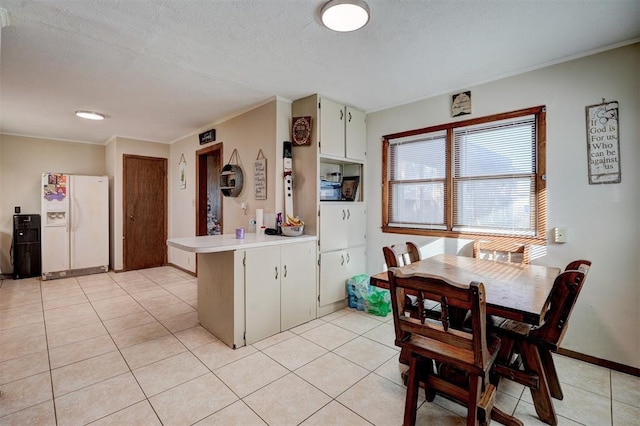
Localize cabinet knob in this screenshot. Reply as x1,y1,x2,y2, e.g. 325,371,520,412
275,266,278,280
342,209,346,220
340,110,344,121
346,253,350,264
340,255,345,266
348,111,352,122
283,265,287,278
346,209,351,220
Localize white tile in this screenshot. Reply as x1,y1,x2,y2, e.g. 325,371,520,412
174,325,219,350
0,400,56,426
51,350,129,397
612,400,640,426
150,373,238,425
195,400,266,425
611,370,640,408
243,374,331,425
91,401,161,425
120,334,187,370
373,356,408,387
0,350,49,385
192,340,257,370
296,352,369,398
301,322,358,351
337,372,419,426
553,354,611,398
214,352,288,397
262,335,327,371
333,336,399,370
513,400,583,426
54,372,146,425
48,334,116,369
300,400,371,425
330,312,382,335
362,322,397,348
0,371,52,418
133,351,209,397
251,330,295,350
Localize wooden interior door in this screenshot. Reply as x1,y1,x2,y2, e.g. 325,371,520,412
197,143,222,236
123,155,167,271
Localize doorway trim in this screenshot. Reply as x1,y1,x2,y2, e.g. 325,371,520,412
196,143,223,236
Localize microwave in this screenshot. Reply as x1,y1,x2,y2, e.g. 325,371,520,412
320,180,341,201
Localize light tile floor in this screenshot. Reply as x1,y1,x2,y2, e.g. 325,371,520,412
1,266,638,425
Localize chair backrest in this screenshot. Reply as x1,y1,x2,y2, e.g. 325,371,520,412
387,268,491,370
529,260,591,349
473,240,531,264
383,242,421,268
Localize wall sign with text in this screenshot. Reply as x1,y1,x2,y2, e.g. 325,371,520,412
586,100,621,184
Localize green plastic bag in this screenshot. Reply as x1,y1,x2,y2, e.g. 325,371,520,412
347,274,370,311
364,287,391,317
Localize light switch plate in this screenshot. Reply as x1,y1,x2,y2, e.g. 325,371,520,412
553,227,568,243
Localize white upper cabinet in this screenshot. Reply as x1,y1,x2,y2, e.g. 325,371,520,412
319,97,366,162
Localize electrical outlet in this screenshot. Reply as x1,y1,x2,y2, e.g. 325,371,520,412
553,227,568,243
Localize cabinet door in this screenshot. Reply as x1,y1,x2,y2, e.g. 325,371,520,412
281,241,317,330
345,203,366,248
345,246,366,281
319,250,350,306
245,247,281,345
319,204,348,252
345,107,366,161
319,97,345,157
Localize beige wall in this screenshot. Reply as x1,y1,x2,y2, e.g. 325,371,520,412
0,134,105,273
168,97,291,272
365,44,640,368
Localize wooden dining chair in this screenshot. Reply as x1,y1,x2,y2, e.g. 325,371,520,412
473,240,531,264
491,260,591,426
383,243,441,320
388,268,501,426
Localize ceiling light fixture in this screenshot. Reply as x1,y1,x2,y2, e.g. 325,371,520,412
75,110,105,120
321,0,370,32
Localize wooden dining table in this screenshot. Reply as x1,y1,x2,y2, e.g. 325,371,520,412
371,253,560,326
371,253,562,426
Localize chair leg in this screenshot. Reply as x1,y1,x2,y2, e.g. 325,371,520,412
520,341,558,426
466,374,481,426
404,356,420,426
417,358,436,402
539,348,563,400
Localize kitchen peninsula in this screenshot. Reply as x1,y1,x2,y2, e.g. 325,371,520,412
167,233,317,348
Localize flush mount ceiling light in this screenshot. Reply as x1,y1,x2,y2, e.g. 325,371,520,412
75,110,105,120
321,0,370,32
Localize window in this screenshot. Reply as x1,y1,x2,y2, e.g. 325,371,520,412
382,106,546,242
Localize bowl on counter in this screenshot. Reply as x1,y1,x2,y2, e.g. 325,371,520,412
281,225,304,237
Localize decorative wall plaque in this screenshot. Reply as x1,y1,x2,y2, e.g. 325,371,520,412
199,128,216,145
292,116,312,146
586,100,620,184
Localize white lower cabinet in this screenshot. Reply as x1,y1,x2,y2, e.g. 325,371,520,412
245,240,316,345
319,246,365,306
280,241,317,330
244,247,281,345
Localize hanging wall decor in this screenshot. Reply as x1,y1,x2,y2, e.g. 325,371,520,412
178,153,187,190
292,116,312,146
451,91,471,117
254,149,267,200
220,149,244,197
586,99,621,184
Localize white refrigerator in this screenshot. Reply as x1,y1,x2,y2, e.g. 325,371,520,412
41,173,109,280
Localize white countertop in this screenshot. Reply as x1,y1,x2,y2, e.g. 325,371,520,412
167,233,317,253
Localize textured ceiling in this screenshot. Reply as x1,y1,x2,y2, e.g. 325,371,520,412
0,0,638,144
